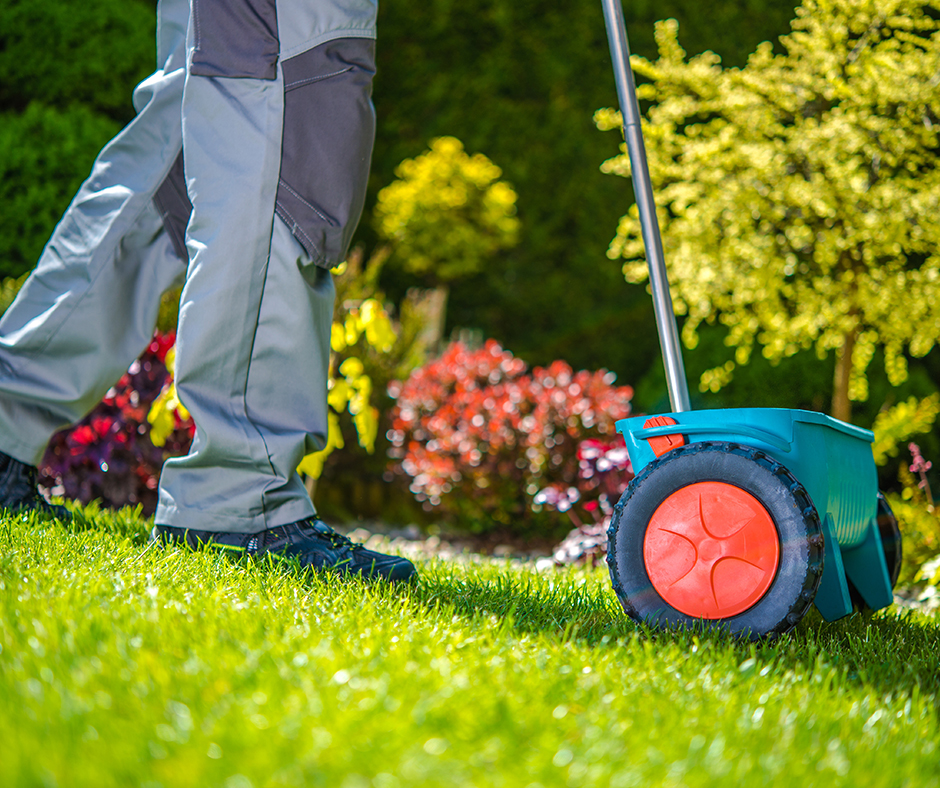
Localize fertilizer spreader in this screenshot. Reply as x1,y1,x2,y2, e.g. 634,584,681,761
600,0,901,639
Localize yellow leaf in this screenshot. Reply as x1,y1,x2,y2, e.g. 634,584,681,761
353,406,379,453
297,412,344,479
343,315,360,347
147,387,176,448
328,378,350,411
164,346,177,376
339,357,365,379
331,322,347,352
360,299,397,352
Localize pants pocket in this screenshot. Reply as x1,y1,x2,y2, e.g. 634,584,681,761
190,0,279,80
275,38,376,267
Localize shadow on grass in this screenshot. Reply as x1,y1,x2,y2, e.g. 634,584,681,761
408,560,940,703
783,608,940,700
39,510,940,705
412,563,642,646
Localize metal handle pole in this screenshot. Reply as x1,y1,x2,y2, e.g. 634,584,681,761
601,0,691,412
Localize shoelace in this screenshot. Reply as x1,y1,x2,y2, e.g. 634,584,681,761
300,519,362,551
239,520,366,559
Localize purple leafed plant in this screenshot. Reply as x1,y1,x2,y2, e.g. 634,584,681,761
38,332,194,513
536,437,634,566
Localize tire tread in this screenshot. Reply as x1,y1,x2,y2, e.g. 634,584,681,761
607,441,823,639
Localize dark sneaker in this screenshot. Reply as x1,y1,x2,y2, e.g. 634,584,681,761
152,518,417,581
0,451,70,520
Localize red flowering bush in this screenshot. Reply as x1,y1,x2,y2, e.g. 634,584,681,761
38,331,195,512
387,339,634,535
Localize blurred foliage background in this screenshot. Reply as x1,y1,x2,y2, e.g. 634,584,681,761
2,0,938,499
370,0,812,410
2,0,808,409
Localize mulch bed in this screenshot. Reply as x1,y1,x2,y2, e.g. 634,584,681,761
341,521,559,570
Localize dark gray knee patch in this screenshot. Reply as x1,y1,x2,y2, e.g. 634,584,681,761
190,0,279,80
156,37,375,267
153,152,192,261
275,38,376,267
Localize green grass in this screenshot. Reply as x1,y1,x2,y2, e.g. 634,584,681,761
1,506,939,788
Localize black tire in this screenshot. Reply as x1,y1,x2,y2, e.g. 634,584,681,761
607,441,824,640
848,492,902,609
877,493,903,587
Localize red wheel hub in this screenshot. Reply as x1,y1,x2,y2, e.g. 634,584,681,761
643,482,780,619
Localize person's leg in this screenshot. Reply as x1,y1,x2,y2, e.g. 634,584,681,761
157,210,414,580
0,202,186,465
0,0,191,510
156,5,377,533
153,1,414,579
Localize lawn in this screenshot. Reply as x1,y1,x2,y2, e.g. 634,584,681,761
1,506,938,787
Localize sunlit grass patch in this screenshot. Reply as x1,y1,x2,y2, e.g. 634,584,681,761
1,507,938,787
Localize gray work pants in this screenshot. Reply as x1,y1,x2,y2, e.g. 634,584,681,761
0,0,377,533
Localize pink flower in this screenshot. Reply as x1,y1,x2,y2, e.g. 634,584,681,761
910,443,933,475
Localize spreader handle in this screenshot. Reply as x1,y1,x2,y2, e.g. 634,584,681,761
601,0,691,412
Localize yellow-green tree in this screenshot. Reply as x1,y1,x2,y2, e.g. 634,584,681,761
374,136,520,347
597,0,940,422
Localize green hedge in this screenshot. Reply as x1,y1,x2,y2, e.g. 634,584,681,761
0,0,155,123
0,0,153,279
0,104,120,278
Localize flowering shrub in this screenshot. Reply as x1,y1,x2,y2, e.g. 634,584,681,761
888,442,940,587
537,438,633,566
38,331,194,512
387,339,634,534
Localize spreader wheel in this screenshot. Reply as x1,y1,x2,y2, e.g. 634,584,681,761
607,442,824,640
875,492,903,588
